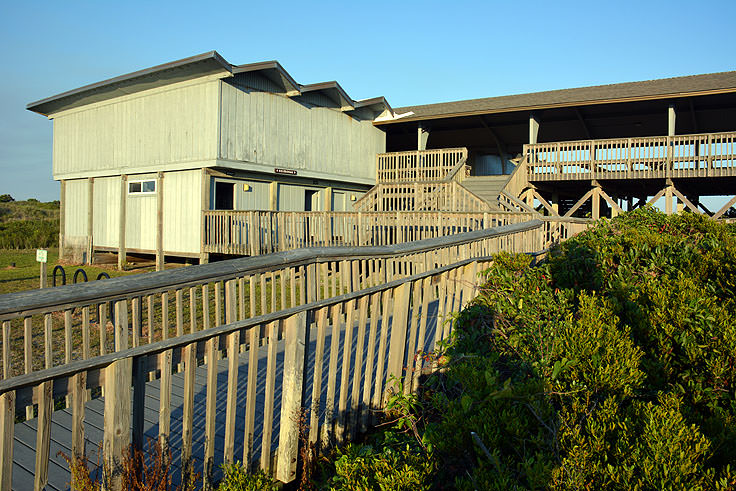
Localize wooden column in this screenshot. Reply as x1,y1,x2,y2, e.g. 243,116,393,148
269,181,279,211
117,175,127,270
276,311,309,483
668,104,676,136
665,179,674,215
324,186,333,211
59,179,66,260
157,172,165,271
104,300,131,490
199,170,209,265
529,112,540,144
87,177,94,264
591,182,601,219
417,122,429,150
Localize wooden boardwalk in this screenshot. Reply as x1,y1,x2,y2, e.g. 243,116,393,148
11,302,441,490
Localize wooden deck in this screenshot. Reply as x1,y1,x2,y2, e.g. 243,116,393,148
11,304,440,490
525,131,736,182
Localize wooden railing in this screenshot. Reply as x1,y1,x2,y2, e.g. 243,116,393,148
0,220,545,489
525,131,736,181
203,209,535,255
376,148,469,183
353,181,490,212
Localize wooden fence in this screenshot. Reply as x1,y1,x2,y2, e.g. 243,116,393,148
525,131,736,181
202,210,534,256
376,147,468,183
0,220,562,489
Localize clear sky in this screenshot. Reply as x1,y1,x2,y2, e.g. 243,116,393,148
1,0,735,201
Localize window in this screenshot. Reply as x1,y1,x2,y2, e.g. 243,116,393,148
128,179,156,195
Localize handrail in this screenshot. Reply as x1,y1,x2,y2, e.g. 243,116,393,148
0,220,542,320
525,131,736,181
376,147,468,183
0,254,488,398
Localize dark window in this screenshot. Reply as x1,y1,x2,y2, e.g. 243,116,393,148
215,182,234,210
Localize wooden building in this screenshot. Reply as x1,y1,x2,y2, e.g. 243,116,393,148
29,53,736,264
27,52,391,266
376,71,736,217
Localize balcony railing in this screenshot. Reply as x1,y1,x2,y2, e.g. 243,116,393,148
376,147,469,183
525,131,736,181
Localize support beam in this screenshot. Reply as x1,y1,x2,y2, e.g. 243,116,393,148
665,181,674,215
668,104,676,136
529,112,540,144
646,187,668,208
591,187,601,219
59,180,66,260
269,181,278,211
597,187,624,217
417,123,429,151
712,195,736,220
324,186,333,211
531,190,559,216
157,172,165,270
87,178,94,264
564,188,595,218
118,175,127,270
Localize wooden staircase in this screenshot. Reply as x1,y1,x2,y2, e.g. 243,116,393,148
460,176,510,210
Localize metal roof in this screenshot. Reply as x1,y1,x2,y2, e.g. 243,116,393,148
27,52,393,118
378,70,736,125
27,51,232,116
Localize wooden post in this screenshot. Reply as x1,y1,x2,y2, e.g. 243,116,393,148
0,391,14,490
199,170,210,265
118,175,127,270
276,311,309,483
668,104,676,136
39,260,47,289
87,177,94,264
529,112,540,144
665,179,674,215
59,179,66,260
34,381,52,491
269,181,279,211
385,282,412,403
104,301,131,489
157,172,165,270
223,280,239,463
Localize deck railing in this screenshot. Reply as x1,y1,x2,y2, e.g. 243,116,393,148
203,209,534,255
525,131,736,181
376,147,469,183
353,181,490,213
0,220,553,489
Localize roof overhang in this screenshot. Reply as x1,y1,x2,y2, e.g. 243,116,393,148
27,51,233,117
297,81,355,111
349,96,394,119
376,71,736,126
231,60,301,96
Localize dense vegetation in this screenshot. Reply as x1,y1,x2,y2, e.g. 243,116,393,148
311,209,736,490
0,196,59,249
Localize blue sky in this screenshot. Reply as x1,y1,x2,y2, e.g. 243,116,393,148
1,0,735,201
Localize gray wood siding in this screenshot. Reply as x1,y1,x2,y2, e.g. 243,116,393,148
219,83,384,183
92,177,120,248
64,179,89,239
162,170,201,254
52,79,220,179
125,173,158,251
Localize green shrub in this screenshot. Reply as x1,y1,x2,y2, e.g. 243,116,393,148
315,209,736,490
318,433,436,491
216,462,279,491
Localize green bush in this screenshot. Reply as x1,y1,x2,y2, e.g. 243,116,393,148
316,209,736,490
317,432,436,491
216,462,279,491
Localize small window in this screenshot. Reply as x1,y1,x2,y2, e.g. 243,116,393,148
128,179,156,195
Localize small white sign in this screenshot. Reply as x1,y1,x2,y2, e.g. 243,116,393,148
36,249,48,263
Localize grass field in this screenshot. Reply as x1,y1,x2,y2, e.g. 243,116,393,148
0,248,154,296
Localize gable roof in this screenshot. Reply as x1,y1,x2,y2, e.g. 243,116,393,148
378,71,736,125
